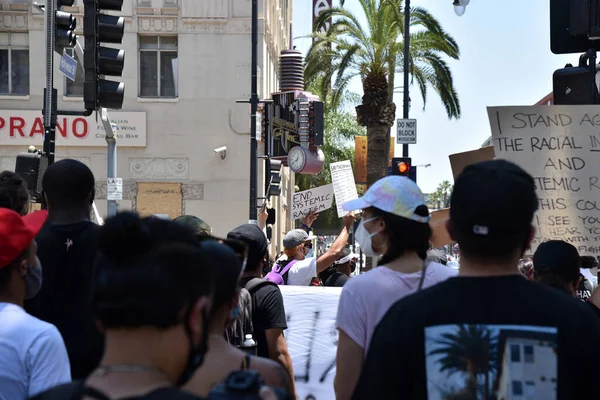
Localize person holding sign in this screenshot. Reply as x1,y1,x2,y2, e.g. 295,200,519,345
334,176,456,400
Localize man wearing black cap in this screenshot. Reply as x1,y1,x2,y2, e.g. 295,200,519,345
228,224,295,395
353,160,600,399
533,240,583,297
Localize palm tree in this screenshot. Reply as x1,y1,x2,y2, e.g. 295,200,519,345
436,180,453,208
429,325,498,399
305,0,460,186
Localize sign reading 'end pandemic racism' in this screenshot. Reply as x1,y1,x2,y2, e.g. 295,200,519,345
488,106,600,256
0,110,147,147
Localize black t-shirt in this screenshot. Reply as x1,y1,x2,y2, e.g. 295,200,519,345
240,276,287,358
324,272,350,287
577,274,593,301
353,275,600,400
24,221,104,380
30,382,204,400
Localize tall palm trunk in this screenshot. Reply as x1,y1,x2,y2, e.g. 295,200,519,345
366,124,390,186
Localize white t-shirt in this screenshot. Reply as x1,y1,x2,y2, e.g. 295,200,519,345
287,257,318,286
0,303,71,399
336,262,457,354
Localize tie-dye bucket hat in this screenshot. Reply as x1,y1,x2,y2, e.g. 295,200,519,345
342,176,429,223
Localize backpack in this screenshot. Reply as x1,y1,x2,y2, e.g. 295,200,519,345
264,259,298,285
226,278,275,348
30,381,199,400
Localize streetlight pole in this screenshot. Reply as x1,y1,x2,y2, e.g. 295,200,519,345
402,0,410,158
249,0,259,222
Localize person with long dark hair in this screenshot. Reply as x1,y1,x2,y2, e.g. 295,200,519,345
31,212,215,399
333,176,457,400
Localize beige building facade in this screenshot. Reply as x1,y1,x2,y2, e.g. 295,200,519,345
0,0,295,248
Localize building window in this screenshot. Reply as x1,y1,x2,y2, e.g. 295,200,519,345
138,36,178,98
510,344,520,362
524,345,534,363
512,381,523,396
64,48,83,97
525,381,535,400
0,32,30,96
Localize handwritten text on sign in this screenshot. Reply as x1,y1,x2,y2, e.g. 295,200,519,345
280,286,340,400
292,184,334,220
330,160,359,217
488,106,600,256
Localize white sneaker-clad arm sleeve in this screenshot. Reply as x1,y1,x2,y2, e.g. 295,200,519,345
27,326,72,397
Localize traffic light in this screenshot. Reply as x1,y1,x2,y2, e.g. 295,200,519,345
55,0,77,51
83,0,126,112
265,158,282,197
15,151,49,202
308,101,324,146
391,157,417,182
553,57,600,104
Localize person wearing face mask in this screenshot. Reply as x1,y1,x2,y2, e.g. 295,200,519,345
0,208,71,399
273,215,354,286
31,212,215,399
333,176,457,400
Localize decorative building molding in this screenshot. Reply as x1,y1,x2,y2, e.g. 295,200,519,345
137,16,178,32
181,19,227,33
228,18,252,34
129,158,189,180
1,157,16,172
0,12,28,30
182,183,204,200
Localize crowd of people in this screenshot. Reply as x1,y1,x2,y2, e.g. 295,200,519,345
0,158,599,400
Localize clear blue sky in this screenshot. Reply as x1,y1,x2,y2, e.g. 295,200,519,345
292,0,573,193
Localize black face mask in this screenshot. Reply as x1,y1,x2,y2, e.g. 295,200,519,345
176,305,211,386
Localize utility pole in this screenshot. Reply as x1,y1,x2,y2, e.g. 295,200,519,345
249,0,259,222
43,0,57,164
402,0,410,158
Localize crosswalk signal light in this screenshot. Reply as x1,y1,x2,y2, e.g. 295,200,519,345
266,158,282,198
83,0,126,112
392,157,412,176
55,0,77,50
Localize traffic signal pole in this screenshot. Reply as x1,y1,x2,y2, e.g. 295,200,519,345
402,0,410,158
249,0,259,222
43,0,57,164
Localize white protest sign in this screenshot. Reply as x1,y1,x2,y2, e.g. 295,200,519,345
280,286,340,400
107,178,123,201
488,105,600,256
292,184,334,220
330,160,359,217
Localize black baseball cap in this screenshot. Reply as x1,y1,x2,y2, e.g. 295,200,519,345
172,215,212,236
450,159,538,240
227,224,269,268
533,240,581,281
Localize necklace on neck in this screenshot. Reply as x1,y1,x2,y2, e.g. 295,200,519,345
93,365,167,378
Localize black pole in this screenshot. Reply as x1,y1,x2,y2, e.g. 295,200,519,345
402,0,410,158
588,48,597,104
249,0,259,220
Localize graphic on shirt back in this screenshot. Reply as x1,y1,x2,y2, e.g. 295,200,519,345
425,324,557,400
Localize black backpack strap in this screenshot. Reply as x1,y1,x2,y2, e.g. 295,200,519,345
81,387,113,400
245,277,275,294
30,381,86,400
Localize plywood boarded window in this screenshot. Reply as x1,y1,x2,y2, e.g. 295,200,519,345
136,182,182,219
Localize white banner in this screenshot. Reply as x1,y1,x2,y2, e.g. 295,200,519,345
488,105,600,256
0,110,146,147
292,184,334,220
280,286,340,400
330,160,358,218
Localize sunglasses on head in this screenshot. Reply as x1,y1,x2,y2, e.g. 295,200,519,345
197,235,249,273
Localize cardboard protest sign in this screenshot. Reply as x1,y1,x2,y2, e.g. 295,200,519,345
280,286,340,400
449,146,495,180
292,184,334,220
488,106,600,256
330,160,359,217
430,208,452,248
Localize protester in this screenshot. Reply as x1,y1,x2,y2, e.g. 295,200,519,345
579,256,597,299
173,215,212,237
352,160,600,399
227,224,295,394
0,209,71,399
184,236,293,398
0,170,30,215
32,212,215,399
334,176,457,400
24,159,104,380
273,215,354,286
533,240,582,296
323,249,356,287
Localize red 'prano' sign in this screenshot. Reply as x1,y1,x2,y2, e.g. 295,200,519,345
0,110,147,147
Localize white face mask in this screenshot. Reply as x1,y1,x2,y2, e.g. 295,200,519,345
355,217,381,257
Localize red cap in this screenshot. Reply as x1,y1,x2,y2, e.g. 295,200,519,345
0,209,48,268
